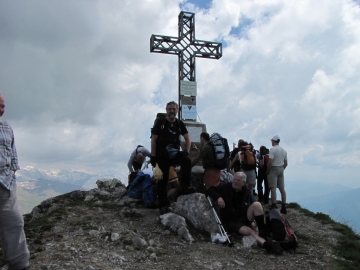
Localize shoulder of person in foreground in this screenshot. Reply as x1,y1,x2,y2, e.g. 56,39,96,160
207,182,231,198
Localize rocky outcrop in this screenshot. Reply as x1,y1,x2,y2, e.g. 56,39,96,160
174,193,219,234
21,177,342,270
29,178,254,244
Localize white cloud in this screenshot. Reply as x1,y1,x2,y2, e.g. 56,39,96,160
1,0,360,188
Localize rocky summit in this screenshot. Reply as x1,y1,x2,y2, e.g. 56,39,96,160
0,179,344,270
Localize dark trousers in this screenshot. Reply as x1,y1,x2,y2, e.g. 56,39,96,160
132,160,142,171
257,170,269,204
156,154,191,208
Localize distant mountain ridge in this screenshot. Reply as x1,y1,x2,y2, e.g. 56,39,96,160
298,187,360,233
16,166,129,214
17,166,94,186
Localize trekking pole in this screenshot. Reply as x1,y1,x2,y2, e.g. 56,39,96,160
140,158,149,171
206,196,232,246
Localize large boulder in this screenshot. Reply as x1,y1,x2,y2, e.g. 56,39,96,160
174,193,218,234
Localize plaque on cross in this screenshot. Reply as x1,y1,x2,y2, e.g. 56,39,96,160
150,11,222,121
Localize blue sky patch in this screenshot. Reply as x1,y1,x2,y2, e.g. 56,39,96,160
181,0,212,10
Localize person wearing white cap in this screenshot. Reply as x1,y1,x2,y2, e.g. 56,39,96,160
266,135,288,214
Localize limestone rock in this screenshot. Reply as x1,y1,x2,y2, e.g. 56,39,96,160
97,190,111,196
70,190,86,200
132,236,147,249
160,212,187,231
120,207,142,218
174,193,218,234
84,195,94,201
41,198,54,208
30,206,43,218
241,235,257,248
111,186,128,198
117,195,141,206
178,226,194,242
89,230,100,236
96,178,123,189
111,233,120,242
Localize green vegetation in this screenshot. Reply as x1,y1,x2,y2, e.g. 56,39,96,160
288,203,360,270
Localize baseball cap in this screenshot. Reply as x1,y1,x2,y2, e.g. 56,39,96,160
271,135,280,141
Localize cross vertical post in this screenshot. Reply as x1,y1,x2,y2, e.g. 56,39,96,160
150,11,222,120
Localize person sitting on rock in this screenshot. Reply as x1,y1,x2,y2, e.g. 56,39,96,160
207,172,283,254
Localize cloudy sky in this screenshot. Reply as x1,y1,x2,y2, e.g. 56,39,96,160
1,0,359,188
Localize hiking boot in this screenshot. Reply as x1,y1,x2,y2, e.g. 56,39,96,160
270,241,284,255
259,229,267,240
159,206,170,215
264,240,283,255
281,204,287,214
181,186,196,195
270,204,278,210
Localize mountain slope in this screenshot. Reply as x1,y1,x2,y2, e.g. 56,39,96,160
299,187,360,233
15,188,347,269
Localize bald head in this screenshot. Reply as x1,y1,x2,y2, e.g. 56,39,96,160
136,152,145,164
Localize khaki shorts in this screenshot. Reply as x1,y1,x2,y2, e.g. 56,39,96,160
267,166,285,188
240,169,256,185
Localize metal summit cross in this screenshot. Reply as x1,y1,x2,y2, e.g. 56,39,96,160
150,11,222,121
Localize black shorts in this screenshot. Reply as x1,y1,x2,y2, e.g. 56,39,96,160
225,216,252,234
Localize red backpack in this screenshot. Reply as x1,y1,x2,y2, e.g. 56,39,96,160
239,145,256,171
265,208,298,251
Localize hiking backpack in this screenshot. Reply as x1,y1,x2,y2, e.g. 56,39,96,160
239,145,256,171
127,172,147,199
259,147,270,171
127,172,157,207
209,133,230,170
220,169,234,183
265,208,298,251
142,176,157,208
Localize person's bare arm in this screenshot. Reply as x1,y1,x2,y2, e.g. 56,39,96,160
191,144,201,167
283,159,287,170
151,135,158,156
267,158,273,174
217,197,225,208
183,133,191,152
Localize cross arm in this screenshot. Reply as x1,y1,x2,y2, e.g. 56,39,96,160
150,34,182,54
191,40,222,59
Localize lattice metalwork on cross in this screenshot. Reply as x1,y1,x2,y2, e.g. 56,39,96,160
150,11,222,120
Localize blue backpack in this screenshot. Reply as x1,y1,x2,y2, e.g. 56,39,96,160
127,172,157,207
142,176,157,208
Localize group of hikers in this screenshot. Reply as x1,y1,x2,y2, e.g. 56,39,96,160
127,101,290,254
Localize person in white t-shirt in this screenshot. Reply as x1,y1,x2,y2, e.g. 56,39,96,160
266,135,288,214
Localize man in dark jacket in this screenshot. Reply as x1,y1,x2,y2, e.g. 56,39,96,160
150,101,195,214
208,172,283,254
